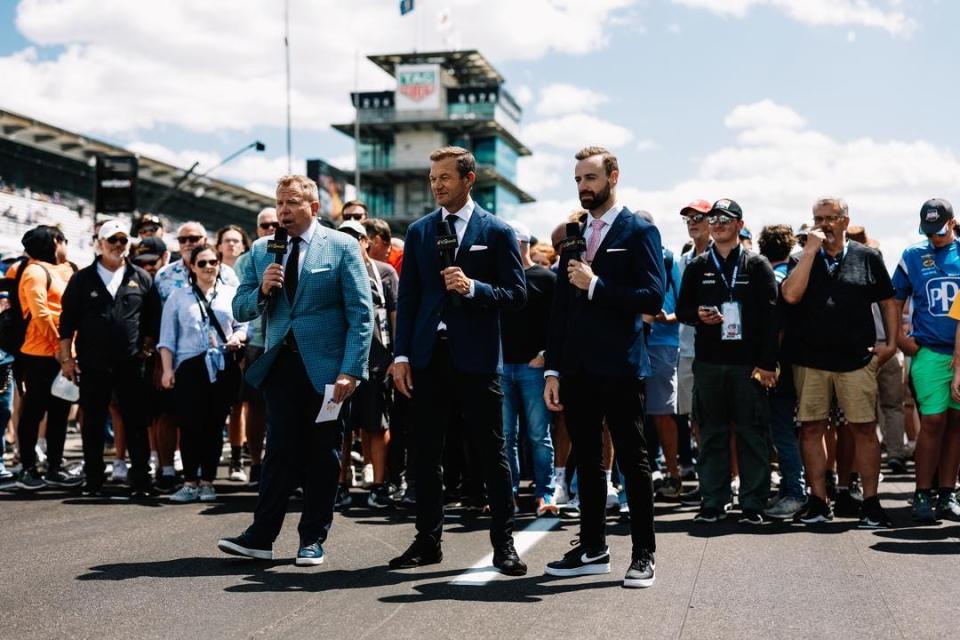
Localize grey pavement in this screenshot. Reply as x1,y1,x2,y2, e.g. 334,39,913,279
2,437,959,640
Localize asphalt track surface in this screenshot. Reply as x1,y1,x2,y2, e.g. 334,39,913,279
2,436,959,640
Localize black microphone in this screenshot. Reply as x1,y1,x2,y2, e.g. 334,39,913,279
436,218,461,308
265,226,288,298
561,222,586,298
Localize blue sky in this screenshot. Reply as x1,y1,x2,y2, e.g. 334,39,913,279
0,0,956,262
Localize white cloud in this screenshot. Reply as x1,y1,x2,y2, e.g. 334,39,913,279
636,139,660,152
517,152,568,194
513,85,534,107
671,0,917,36
522,113,634,151
535,84,609,117
513,100,959,271
1,0,636,135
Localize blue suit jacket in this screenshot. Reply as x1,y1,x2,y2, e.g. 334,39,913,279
395,205,527,374
233,224,373,393
546,207,665,379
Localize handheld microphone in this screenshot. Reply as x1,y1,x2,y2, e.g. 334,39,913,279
561,222,586,297
265,226,288,298
436,218,462,308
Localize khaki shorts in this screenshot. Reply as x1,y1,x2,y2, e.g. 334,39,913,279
793,358,880,424
677,356,695,416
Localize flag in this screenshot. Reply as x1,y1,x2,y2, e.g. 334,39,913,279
400,0,414,16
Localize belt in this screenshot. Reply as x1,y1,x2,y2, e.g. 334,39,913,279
436,330,448,341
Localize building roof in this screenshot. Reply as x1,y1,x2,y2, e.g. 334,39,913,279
0,108,273,212
367,49,504,87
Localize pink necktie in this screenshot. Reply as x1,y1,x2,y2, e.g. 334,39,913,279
585,219,606,263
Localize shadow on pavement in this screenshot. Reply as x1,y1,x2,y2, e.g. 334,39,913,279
78,556,289,581
868,523,960,554
378,575,625,604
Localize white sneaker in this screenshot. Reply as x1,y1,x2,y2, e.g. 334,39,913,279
198,484,217,502
560,496,581,519
35,441,47,465
606,483,620,509
362,464,374,488
173,450,184,473
110,459,128,483
553,482,570,506
148,452,159,477
228,466,248,483
170,485,199,503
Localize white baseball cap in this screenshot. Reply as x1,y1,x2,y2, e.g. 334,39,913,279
508,220,531,243
98,219,130,240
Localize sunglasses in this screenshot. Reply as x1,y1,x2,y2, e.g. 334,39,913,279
177,235,205,244
342,212,365,221
708,215,736,226
683,213,707,224
105,235,129,245
139,225,160,233
195,259,220,268
259,222,280,230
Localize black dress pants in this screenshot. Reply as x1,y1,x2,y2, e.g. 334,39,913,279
411,337,515,549
79,358,152,489
174,354,236,483
17,354,69,472
563,373,656,555
246,347,342,546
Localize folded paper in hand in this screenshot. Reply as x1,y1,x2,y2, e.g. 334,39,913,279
316,384,344,423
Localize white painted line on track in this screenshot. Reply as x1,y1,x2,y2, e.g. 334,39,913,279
450,516,562,585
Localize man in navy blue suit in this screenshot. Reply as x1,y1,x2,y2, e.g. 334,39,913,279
389,146,528,576
543,146,665,588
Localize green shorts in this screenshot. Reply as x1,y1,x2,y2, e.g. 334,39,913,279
910,347,960,416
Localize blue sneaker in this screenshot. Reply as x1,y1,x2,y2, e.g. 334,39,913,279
296,542,325,566
912,490,937,523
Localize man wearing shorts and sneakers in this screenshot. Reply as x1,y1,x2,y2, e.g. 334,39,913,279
894,199,960,522
782,198,899,528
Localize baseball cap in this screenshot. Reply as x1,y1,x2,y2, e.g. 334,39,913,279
739,227,752,240
132,236,167,263
338,219,366,238
98,219,130,240
137,213,162,230
680,199,711,216
507,220,531,243
709,198,743,220
919,198,954,236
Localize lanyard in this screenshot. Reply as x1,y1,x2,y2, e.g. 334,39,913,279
710,246,741,300
367,259,385,305
820,243,848,275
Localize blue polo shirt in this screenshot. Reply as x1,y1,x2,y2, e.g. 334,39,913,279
892,239,960,354
648,248,682,348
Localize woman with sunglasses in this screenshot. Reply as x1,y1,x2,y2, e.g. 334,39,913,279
14,225,79,491
159,246,247,503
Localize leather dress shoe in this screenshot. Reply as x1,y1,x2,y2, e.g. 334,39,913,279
389,540,443,569
493,542,527,576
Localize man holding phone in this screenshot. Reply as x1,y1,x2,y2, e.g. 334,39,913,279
676,199,779,524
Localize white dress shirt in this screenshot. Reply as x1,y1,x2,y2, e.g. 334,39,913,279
96,260,126,298
280,218,318,276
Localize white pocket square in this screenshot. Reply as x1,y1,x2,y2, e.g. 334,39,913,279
469,245,488,252
310,267,331,273
606,248,627,253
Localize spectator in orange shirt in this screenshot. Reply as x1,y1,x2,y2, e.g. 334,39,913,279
15,225,79,491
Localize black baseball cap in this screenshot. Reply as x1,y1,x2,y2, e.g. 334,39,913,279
132,236,167,263
709,198,743,220
919,198,953,235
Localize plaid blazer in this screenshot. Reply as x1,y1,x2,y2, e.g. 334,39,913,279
233,223,373,393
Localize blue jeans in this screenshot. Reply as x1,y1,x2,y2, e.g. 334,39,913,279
501,363,555,498
770,367,805,499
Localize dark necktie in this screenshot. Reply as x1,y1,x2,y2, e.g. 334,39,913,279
285,236,302,304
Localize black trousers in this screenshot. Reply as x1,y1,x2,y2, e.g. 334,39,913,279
246,348,342,546
563,373,656,555
174,355,237,483
17,354,69,472
412,337,515,549
79,358,152,489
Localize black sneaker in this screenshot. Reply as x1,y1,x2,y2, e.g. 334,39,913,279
82,482,105,497
623,550,655,588
334,483,352,509
693,506,727,523
45,468,83,488
493,540,527,576
367,484,392,509
886,456,908,475
16,467,46,491
389,539,443,569
680,487,702,507
858,497,892,529
544,541,611,577
155,473,179,493
247,464,262,489
738,509,764,525
795,495,834,524
825,472,838,502
834,489,862,518
218,533,274,560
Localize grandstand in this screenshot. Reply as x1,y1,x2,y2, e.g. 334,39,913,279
0,107,273,261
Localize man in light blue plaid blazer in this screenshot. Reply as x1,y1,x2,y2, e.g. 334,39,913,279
218,175,372,567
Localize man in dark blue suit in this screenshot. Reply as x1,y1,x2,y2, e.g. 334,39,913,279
389,146,528,576
543,146,665,588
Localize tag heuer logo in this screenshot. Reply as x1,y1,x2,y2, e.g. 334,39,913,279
398,71,436,102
